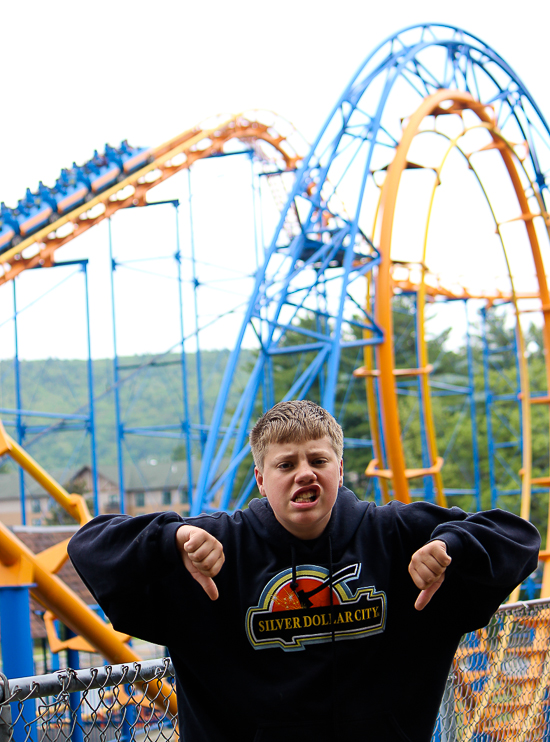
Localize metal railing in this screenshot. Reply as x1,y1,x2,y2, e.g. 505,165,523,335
1,599,550,742
0,659,177,742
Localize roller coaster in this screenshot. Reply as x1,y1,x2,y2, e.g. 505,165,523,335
1,23,550,739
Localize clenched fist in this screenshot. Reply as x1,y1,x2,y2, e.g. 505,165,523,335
176,525,225,601
408,540,452,611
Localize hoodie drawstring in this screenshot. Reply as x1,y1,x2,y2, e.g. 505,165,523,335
290,545,298,593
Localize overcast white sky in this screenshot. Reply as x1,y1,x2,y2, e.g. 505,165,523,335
1,0,549,360
3,0,549,206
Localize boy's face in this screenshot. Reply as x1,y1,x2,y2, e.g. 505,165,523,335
254,436,343,540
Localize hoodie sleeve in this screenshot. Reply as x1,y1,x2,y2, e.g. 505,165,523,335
389,501,540,586
67,512,189,646
388,501,541,627
430,507,541,588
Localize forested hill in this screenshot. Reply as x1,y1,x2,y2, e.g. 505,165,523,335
0,302,548,537
0,349,252,473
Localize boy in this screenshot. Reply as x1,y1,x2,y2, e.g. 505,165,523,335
68,400,540,742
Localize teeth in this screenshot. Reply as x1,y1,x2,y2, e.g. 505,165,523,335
294,491,316,503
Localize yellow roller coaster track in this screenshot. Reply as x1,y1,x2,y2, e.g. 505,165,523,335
0,112,302,717
0,418,178,715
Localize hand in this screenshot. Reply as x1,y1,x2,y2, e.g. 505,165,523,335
408,540,452,611
176,525,225,601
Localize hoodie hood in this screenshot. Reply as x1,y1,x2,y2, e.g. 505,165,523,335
247,485,369,556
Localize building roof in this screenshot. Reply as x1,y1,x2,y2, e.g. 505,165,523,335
0,470,83,501
86,460,196,492
12,525,95,640
0,459,198,499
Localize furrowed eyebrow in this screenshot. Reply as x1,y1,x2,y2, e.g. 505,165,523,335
272,455,296,464
272,451,329,463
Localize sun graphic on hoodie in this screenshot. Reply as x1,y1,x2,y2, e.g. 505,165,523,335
271,577,339,611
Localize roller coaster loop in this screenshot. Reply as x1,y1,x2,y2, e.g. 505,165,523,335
188,23,550,544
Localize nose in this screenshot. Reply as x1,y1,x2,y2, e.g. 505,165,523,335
295,460,317,483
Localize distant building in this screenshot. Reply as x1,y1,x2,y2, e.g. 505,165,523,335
0,460,195,526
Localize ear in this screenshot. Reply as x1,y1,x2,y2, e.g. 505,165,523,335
254,467,266,497
339,459,344,488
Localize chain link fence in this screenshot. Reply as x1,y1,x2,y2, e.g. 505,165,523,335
434,598,550,741
1,599,550,742
0,659,177,742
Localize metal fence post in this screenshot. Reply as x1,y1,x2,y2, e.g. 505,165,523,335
0,703,11,742
0,673,12,742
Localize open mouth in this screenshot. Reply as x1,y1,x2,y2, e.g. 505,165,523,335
292,488,320,504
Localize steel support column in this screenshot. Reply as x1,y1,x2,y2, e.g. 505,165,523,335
108,218,126,514
0,584,35,742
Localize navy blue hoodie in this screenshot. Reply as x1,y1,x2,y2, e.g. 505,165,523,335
68,488,540,742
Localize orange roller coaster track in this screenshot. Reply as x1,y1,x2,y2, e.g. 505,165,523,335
0,111,301,286
370,89,550,599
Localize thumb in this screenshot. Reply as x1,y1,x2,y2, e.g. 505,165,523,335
415,577,444,611
191,570,219,601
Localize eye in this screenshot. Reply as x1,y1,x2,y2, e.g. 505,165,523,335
278,461,292,470
313,458,328,466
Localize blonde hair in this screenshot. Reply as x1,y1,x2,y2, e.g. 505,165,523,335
250,400,344,472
